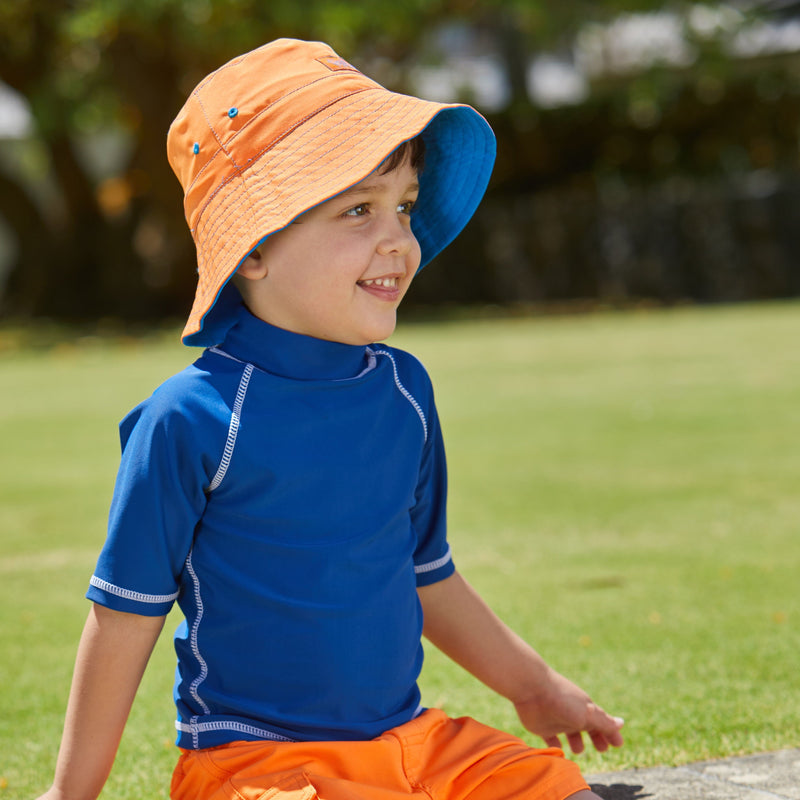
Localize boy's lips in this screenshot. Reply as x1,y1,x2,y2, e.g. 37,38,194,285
357,276,402,300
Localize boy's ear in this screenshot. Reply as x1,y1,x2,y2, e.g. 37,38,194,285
237,247,268,280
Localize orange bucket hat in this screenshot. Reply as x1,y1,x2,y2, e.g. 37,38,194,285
168,38,495,346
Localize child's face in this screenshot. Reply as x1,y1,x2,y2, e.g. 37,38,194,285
238,157,421,345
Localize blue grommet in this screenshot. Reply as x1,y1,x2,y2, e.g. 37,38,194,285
228,107,239,119
192,142,200,154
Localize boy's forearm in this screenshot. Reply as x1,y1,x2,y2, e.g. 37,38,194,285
418,571,551,703
42,604,166,800
418,570,625,754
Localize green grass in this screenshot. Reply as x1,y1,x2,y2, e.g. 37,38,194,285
2,302,799,797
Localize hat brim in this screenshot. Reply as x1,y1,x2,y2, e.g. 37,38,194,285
182,90,495,346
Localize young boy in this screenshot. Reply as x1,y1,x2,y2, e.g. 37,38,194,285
37,39,623,800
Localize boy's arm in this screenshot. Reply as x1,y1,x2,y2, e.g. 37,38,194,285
37,603,166,800
418,570,624,754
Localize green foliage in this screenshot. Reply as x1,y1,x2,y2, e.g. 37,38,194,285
2,302,799,796
1,0,798,318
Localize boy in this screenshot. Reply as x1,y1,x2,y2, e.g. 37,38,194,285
37,39,623,800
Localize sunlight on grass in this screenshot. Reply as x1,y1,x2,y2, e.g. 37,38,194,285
392,302,800,773
2,302,798,797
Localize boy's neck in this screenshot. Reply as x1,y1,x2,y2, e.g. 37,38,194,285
217,306,372,381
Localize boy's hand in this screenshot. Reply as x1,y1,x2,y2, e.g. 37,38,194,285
513,667,625,754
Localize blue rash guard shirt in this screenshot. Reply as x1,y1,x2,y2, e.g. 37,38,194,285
86,307,454,749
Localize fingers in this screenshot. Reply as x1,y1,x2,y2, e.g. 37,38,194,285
545,716,625,755
600,714,625,747
607,717,625,748
587,714,625,752
566,731,585,754
544,735,562,749
587,704,625,745
544,731,593,755
588,729,608,752
541,732,585,754
562,726,622,755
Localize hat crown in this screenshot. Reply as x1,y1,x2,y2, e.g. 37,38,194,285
168,39,383,228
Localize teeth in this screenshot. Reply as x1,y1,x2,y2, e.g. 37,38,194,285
362,278,397,288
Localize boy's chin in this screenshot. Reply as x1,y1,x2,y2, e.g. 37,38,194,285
366,318,398,344
340,313,398,346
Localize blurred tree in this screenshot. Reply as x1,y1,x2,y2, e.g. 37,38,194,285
0,0,449,320
0,0,794,322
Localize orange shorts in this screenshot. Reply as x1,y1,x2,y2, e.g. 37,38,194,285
170,709,590,800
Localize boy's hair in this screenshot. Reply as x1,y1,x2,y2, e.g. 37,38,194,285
167,39,495,347
379,137,425,176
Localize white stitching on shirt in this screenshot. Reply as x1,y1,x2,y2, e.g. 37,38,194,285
175,719,295,743
207,346,238,362
185,550,211,735
373,350,428,442
414,546,452,574
88,575,179,604
207,362,254,492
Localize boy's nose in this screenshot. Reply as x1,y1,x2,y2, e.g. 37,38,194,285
376,216,418,259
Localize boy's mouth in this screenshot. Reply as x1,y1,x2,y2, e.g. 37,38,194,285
357,276,402,302
359,277,398,289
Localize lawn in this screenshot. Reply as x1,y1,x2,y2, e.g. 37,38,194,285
1,301,798,798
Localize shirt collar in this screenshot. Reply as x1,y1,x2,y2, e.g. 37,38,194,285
218,305,372,381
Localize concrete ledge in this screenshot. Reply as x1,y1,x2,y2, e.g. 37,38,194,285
584,748,800,799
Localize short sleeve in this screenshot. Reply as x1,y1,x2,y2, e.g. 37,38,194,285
409,379,454,587
86,374,225,616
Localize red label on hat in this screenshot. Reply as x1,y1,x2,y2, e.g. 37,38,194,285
316,55,360,73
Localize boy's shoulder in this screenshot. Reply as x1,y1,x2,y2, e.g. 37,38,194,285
146,350,244,407
120,350,248,439
371,343,435,393
371,342,428,374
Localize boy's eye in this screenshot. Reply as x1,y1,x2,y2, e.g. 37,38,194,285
344,204,369,217
398,200,416,215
